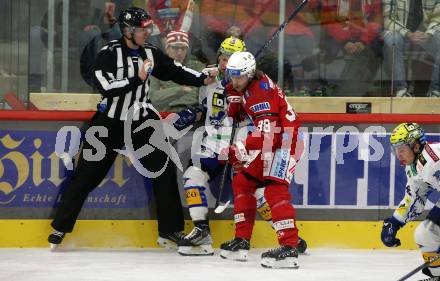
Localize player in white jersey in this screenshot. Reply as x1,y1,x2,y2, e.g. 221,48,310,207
172,36,247,256
381,123,440,278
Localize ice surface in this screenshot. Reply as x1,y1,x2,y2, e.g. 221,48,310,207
0,248,429,281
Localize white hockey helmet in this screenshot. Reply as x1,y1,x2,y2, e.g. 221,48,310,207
226,51,256,79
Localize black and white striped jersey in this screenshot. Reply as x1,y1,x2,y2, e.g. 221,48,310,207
93,38,206,121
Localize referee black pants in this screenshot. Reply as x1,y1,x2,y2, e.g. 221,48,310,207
51,111,184,234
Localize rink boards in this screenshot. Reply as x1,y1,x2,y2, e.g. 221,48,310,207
0,219,421,249
0,120,439,249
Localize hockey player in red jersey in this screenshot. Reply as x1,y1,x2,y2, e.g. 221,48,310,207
219,51,301,269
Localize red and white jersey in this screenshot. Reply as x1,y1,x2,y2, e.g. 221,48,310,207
225,73,300,154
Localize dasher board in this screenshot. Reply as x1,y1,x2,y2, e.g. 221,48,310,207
30,92,101,111
30,92,440,114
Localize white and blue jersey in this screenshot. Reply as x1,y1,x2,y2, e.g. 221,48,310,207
392,143,440,226
196,79,253,157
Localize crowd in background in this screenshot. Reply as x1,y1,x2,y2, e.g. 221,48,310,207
25,0,440,110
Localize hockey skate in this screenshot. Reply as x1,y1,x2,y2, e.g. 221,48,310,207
260,245,299,269
297,237,309,255
48,230,65,251
219,237,250,261
177,226,214,256
420,268,440,281
418,277,440,281
157,231,186,250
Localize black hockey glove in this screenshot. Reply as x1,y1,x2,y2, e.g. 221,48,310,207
381,216,404,247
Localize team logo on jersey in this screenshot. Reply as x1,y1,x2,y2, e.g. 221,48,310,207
209,92,226,126
212,92,225,109
211,92,225,115
250,102,270,113
260,81,269,90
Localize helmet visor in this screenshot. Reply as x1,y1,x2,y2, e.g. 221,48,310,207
391,142,411,157
226,68,241,77
225,68,243,83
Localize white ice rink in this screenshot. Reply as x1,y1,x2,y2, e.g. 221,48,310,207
0,248,431,281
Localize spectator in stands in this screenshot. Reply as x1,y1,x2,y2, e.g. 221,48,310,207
149,31,205,112
383,0,440,97
148,0,188,34
198,0,265,63
80,1,123,88
251,0,320,96
199,0,319,95
30,1,133,92
30,1,101,92
320,0,382,97
146,0,203,54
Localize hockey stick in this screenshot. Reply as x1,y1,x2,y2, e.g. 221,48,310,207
397,255,440,281
213,0,309,214
240,0,274,36
214,117,239,213
254,0,309,59
177,0,195,32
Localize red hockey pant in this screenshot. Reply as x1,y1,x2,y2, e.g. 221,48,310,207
232,172,298,247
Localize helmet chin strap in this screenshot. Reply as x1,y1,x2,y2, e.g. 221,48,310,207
410,142,424,154
409,142,425,165
123,28,140,47
129,33,139,47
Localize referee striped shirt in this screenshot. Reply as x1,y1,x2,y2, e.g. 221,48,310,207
93,38,206,121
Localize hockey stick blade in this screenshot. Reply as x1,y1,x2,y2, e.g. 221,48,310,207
214,200,231,214
397,255,440,281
